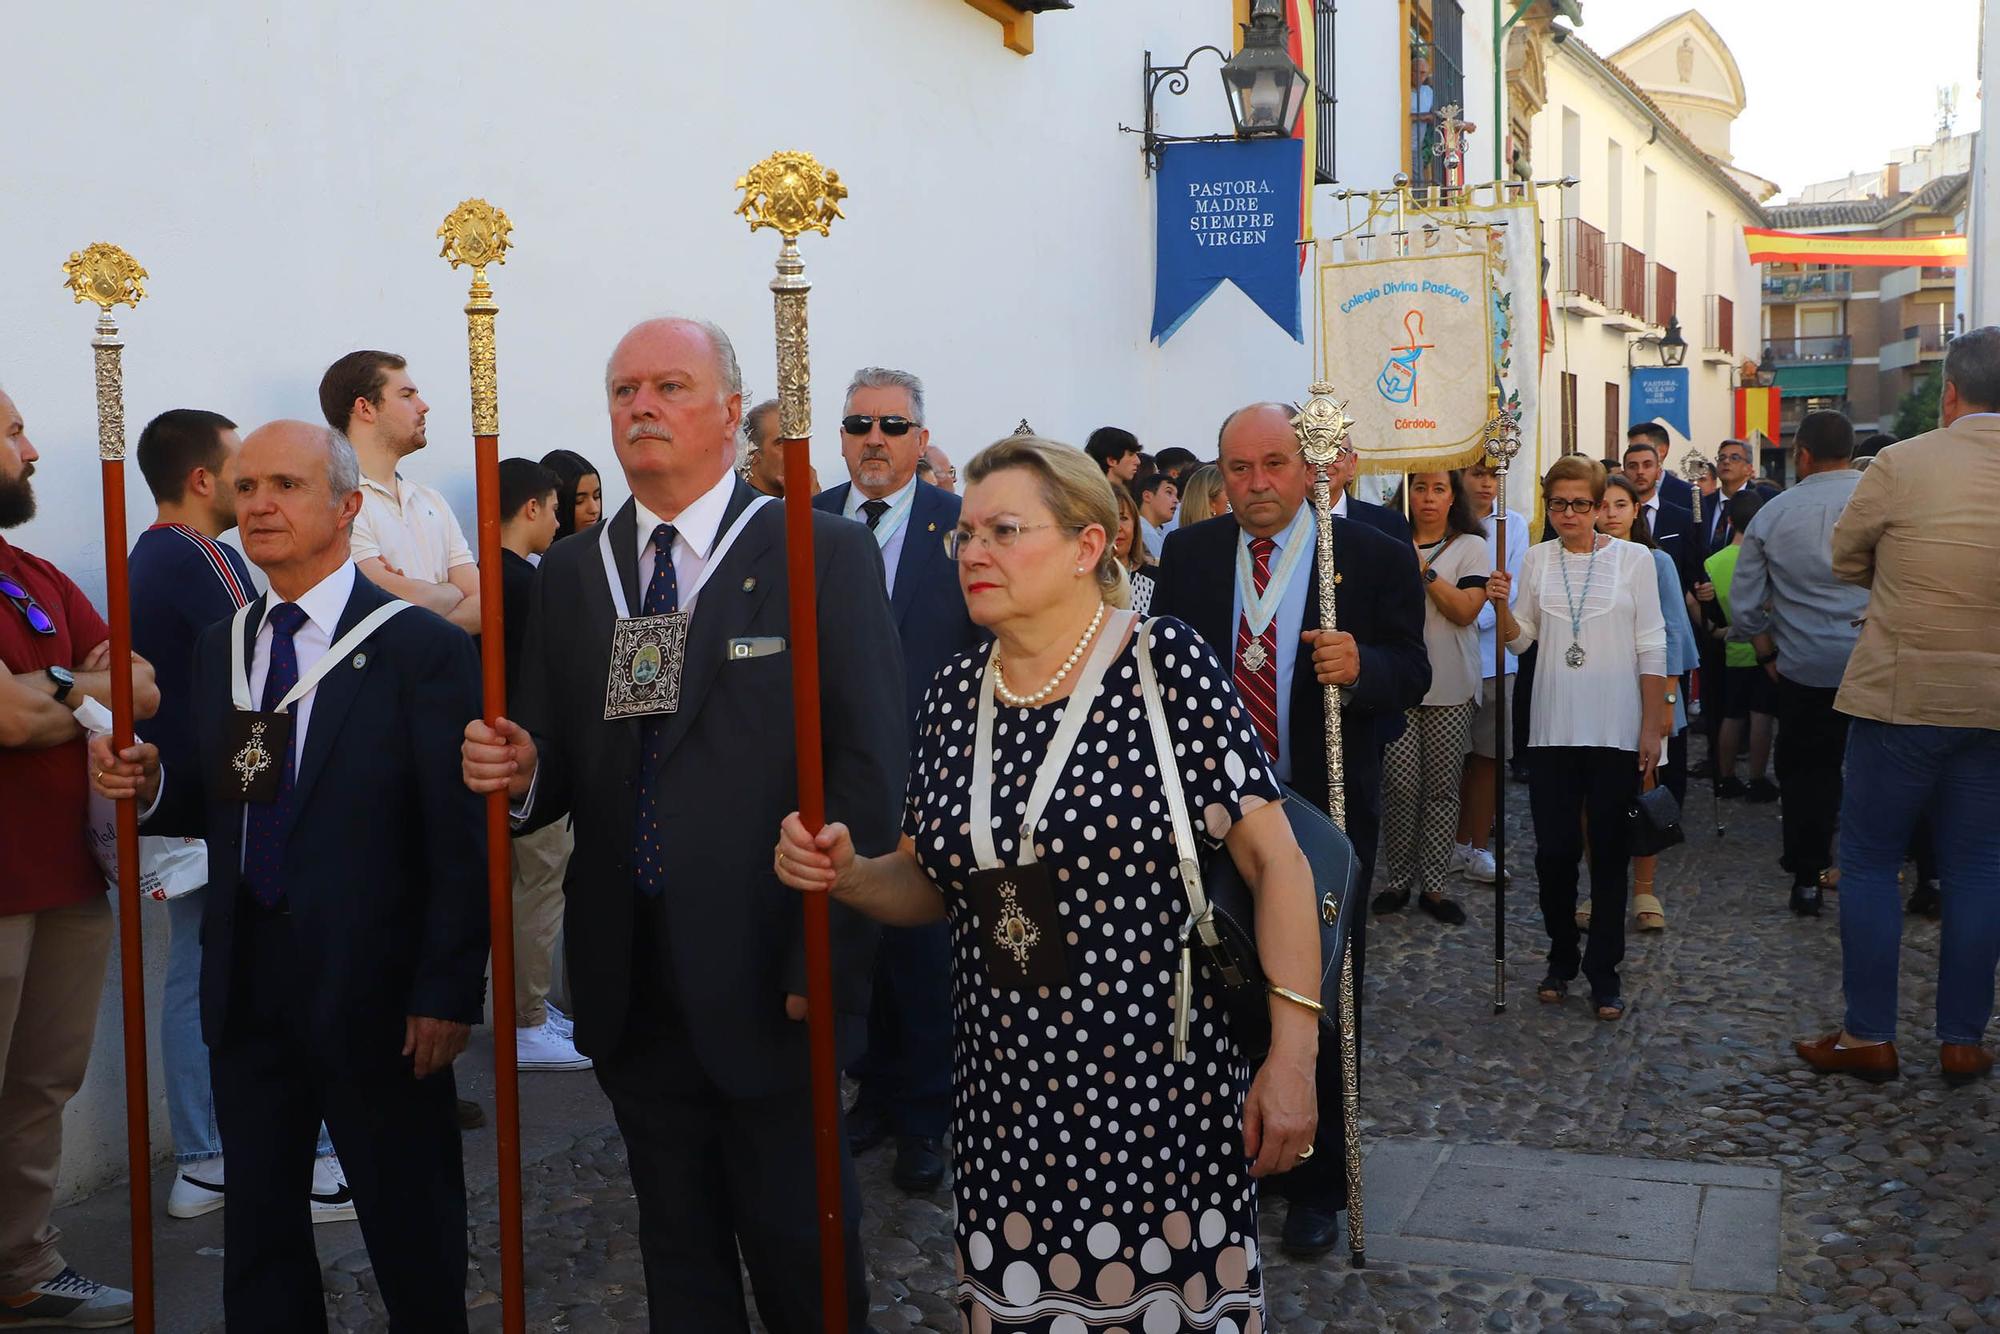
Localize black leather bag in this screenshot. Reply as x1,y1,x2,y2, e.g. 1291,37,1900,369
1135,622,1360,1061
1627,782,1685,857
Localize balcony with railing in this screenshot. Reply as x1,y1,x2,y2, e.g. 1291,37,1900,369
1606,243,1648,330
1702,294,1735,359
1646,261,1677,329
1766,335,1852,365
1558,217,1605,312
1762,269,1852,302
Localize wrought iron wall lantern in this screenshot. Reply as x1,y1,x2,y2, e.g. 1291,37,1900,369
1125,0,1310,176
1628,314,1690,370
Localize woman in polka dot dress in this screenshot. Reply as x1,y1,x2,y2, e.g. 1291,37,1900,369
778,437,1325,1333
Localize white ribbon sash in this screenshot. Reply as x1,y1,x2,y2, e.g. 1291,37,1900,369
1234,503,1313,639
229,599,411,713
597,495,776,620
850,484,915,550
968,609,1136,871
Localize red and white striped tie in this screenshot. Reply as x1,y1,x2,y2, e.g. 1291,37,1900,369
1235,536,1281,765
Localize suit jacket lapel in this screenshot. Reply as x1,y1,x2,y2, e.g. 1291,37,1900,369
287,576,393,821
645,480,775,769
890,485,940,629
606,502,641,617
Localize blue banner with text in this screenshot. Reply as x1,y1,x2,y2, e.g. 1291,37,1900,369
1630,367,1690,440
1152,138,1303,346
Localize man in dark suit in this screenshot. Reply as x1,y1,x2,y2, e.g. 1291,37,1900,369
1150,401,1429,1259
1622,429,1704,590
463,318,905,1333
94,420,486,1332
1326,442,1413,544
813,367,982,1195
1628,420,1697,514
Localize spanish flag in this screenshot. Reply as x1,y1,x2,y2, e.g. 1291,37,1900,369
1743,227,1966,268
1735,386,1781,443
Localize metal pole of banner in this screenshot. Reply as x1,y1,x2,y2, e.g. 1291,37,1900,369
1480,390,1524,1016
1292,382,1366,1270
1680,448,1722,839
62,242,154,1334
435,199,526,1334
734,150,850,1330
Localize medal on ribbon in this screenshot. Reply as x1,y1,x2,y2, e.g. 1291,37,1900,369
604,612,691,720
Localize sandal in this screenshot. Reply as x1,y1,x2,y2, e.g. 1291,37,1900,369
1574,901,1592,931
1633,893,1666,932
1595,997,1627,1022
1818,868,1841,893
1537,976,1568,1005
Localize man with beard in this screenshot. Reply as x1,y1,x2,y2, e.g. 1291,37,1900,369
463,318,903,1331
320,350,483,637
0,386,158,1328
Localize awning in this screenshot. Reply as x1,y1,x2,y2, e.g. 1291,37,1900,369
1776,364,1848,399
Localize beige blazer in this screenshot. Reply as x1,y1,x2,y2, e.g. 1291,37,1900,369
1832,413,2000,728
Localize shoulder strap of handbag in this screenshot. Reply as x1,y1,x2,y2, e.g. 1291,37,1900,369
1132,619,1221,953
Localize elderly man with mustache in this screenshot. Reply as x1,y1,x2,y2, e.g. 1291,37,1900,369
462,318,905,1332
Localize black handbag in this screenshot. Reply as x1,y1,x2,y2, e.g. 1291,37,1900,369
1627,781,1685,856
1135,621,1360,1061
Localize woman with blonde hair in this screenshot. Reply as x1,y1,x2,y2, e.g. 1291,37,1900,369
1109,478,1156,613
1487,454,1669,1021
777,435,1322,1332
1177,462,1230,526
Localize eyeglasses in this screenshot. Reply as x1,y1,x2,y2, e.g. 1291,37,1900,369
943,522,1078,561
841,414,918,438
1545,498,1597,515
0,573,56,635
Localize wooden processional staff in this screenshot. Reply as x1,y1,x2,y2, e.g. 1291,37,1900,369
1480,390,1524,1016
61,242,156,1333
436,199,528,1334
1292,382,1368,1270
733,149,852,1330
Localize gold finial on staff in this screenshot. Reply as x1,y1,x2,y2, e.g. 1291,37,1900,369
1680,447,1713,529
736,151,845,443
1291,378,1367,1269
437,198,513,436
61,243,148,461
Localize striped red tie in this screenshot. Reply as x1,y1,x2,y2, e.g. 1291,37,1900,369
1235,536,1281,765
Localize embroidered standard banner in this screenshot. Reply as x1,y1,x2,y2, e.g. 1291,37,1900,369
1152,137,1304,345
1630,367,1690,440
1317,246,1491,468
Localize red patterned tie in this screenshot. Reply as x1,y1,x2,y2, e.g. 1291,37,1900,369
1235,536,1281,764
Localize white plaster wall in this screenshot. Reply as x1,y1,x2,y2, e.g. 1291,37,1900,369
1974,0,2000,328
4,0,1415,1203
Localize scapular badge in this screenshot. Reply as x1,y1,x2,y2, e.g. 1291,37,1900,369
993,879,1043,968
232,721,274,788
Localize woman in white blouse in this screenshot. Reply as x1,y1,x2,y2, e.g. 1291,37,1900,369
1487,455,1670,1021
1376,471,1489,925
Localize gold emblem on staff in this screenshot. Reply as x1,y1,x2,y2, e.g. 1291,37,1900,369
436,199,513,272
61,243,149,311
1293,381,1356,468
994,880,1041,968
734,151,848,240
232,721,274,790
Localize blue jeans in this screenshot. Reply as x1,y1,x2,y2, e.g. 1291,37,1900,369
163,888,333,1165
1837,720,2000,1045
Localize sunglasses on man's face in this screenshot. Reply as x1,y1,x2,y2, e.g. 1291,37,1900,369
0,574,56,635
841,414,917,438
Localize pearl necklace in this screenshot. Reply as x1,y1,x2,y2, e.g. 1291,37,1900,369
994,602,1107,707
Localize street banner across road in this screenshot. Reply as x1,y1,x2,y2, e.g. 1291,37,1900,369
1152,137,1304,345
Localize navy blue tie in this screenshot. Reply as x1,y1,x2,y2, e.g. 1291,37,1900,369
241,602,309,908
634,525,678,898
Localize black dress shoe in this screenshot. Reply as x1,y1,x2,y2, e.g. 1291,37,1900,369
1281,1203,1342,1259
1716,777,1748,799
891,1136,947,1194
1745,778,1780,804
846,1102,890,1155
1370,888,1410,915
1418,893,1467,925
1906,880,1942,919
1789,886,1823,917
457,1098,486,1131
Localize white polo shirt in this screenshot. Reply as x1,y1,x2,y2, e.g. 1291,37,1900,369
350,473,474,583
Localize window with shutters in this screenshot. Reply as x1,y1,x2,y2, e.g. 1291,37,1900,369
1315,0,1337,183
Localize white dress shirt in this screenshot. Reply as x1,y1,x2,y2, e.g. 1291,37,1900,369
633,465,738,612
841,474,917,595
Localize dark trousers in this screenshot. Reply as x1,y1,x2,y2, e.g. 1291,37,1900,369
597,934,866,1333
1277,790,1377,1215
1774,676,1849,888
1661,727,1689,808
849,921,952,1137
1527,746,1637,1002
1512,645,1537,764
212,910,468,1334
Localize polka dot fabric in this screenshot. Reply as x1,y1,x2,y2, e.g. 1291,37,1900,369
902,616,1282,1332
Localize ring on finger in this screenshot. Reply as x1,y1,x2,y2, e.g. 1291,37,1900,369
1297,1144,1315,1162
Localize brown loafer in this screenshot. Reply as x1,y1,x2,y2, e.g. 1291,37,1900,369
1795,1032,1900,1083
1941,1043,1995,1087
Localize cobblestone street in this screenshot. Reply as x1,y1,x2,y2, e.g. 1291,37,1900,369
59,780,2000,1332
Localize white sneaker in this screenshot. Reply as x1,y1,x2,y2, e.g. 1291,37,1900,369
1462,846,1498,883
1447,843,1470,874
516,1019,592,1071
167,1157,226,1219
310,1154,358,1224
543,1001,575,1038
0,1267,134,1327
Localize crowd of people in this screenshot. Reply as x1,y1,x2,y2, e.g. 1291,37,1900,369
1,318,1995,1331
